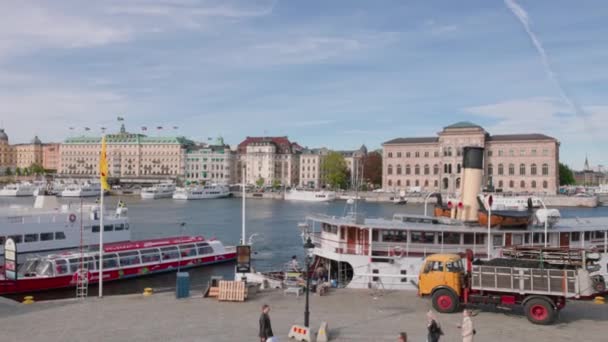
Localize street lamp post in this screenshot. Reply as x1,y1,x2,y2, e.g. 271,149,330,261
303,237,315,327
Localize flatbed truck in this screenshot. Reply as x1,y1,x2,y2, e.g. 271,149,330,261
418,250,601,325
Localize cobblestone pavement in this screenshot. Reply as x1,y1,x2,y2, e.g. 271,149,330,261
1,289,607,341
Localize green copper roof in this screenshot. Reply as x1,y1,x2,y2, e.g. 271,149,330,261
444,121,482,129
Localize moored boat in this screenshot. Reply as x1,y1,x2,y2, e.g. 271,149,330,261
173,184,230,200
141,181,176,199
284,189,336,202
0,182,38,197
61,181,101,198
0,236,236,295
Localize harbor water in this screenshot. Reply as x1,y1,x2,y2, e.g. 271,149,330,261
2,196,608,300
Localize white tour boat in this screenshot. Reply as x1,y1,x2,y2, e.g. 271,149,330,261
0,195,130,259
173,184,230,200
284,189,336,202
299,147,608,291
481,194,542,210
140,182,176,199
0,182,38,197
61,181,102,198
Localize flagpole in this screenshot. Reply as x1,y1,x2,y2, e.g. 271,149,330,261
99,134,106,298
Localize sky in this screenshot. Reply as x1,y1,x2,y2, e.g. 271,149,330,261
0,0,607,170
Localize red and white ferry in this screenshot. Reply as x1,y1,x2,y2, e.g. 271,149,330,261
0,236,236,295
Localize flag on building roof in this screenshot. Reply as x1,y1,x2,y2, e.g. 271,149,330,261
117,116,124,121
141,126,147,131
207,137,212,141
157,126,163,130
99,136,110,191
173,126,178,130
84,127,90,131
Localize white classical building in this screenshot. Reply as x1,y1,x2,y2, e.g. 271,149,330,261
299,148,329,188
185,139,235,184
237,136,302,187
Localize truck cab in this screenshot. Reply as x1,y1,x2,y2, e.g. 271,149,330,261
418,253,465,313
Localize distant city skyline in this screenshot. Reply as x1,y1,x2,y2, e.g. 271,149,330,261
1,0,607,169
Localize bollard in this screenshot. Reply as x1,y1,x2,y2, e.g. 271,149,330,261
594,296,605,304
316,321,329,342
143,288,153,296
22,296,35,304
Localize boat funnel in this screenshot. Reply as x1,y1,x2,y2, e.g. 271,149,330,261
458,146,484,222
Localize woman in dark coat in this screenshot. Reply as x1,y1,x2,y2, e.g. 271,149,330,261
259,304,273,342
426,310,443,342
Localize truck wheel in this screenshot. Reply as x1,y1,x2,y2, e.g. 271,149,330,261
524,298,556,325
432,289,459,313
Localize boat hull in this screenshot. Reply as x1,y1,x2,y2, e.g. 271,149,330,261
477,211,531,228
141,192,174,199
0,252,236,295
284,191,336,202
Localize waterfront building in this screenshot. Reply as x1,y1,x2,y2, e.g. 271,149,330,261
0,129,15,175
237,136,302,187
13,136,44,169
574,156,606,186
299,148,329,188
42,143,61,172
339,145,367,186
382,122,560,194
60,124,194,182
185,138,236,185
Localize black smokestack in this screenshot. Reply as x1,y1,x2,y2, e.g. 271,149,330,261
462,146,484,170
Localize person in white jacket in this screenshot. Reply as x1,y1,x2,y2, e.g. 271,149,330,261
458,309,474,342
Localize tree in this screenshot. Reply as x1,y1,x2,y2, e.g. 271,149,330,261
30,163,45,176
362,151,382,187
15,167,21,176
322,151,348,189
4,167,11,176
559,163,575,185
255,176,265,188
272,179,281,190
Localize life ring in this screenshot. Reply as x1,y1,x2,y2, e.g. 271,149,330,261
69,214,77,223
389,247,404,258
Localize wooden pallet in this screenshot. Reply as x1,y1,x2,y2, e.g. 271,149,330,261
218,281,246,302
204,276,224,298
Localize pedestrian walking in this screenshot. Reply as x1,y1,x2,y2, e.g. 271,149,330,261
259,304,274,342
458,309,475,342
397,332,407,342
426,310,443,342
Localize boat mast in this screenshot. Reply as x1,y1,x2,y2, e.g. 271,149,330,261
241,161,246,245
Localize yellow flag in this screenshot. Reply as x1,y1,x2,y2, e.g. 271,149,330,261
99,136,110,190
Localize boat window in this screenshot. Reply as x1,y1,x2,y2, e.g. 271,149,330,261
0,236,5,245
382,230,407,243
532,233,545,244
119,251,141,266
571,232,580,242
179,244,197,257
55,232,66,240
40,232,54,241
140,248,161,263
55,259,69,275
69,258,82,273
475,234,485,245
196,243,214,255
115,224,124,231
410,231,434,244
321,223,338,234
493,235,503,247
92,225,100,233
584,231,591,241
124,223,130,230
102,254,119,269
463,233,474,245
440,232,461,245
9,235,23,243
512,234,523,245
23,234,38,242
161,246,180,260
34,260,53,277
18,259,40,276
372,230,379,242
104,225,113,232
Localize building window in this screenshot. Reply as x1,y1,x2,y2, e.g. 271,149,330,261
456,177,461,189
498,164,504,175
434,151,439,157
406,165,411,175
415,179,419,186
424,164,430,175
415,151,420,158
519,164,526,176
531,180,537,188
531,164,537,175
424,151,429,157
397,180,401,186
397,152,402,158
456,148,462,157
396,165,402,175
387,164,393,175
388,180,392,186
508,164,515,175
542,149,548,156
415,165,420,175
531,149,537,156
520,149,525,156
542,164,549,176
424,180,429,186
388,152,393,158
487,164,493,175
443,178,449,189
509,180,514,188
498,180,503,188
543,180,548,189
487,150,493,157
433,164,439,175
406,179,410,186
444,164,448,173
434,180,438,187
457,164,461,173
509,149,514,156
406,152,411,158
498,150,503,157
520,180,525,188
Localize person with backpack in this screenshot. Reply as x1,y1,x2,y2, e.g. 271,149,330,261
426,310,443,342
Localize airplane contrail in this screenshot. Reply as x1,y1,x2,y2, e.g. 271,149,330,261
504,0,586,118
